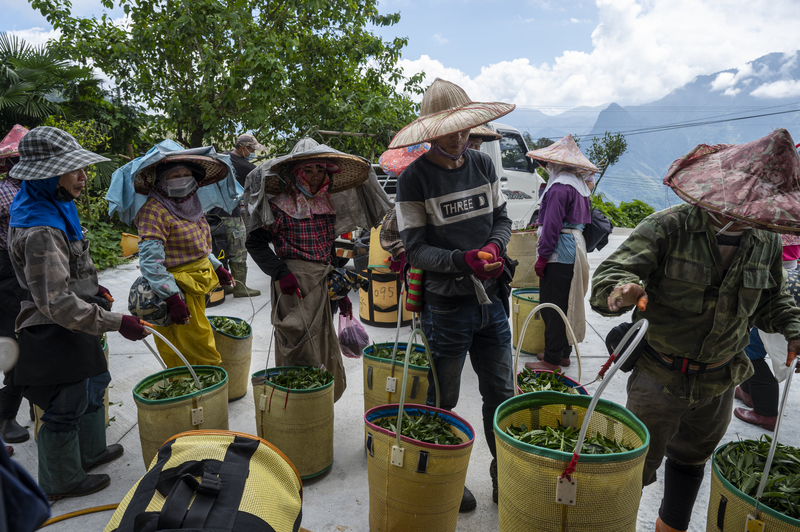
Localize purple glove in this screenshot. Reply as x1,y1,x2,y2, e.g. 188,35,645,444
119,315,148,341
389,252,407,273
97,285,114,303
165,294,190,324
464,250,494,281
278,272,302,298
534,256,548,278
338,297,353,319
216,266,233,286
480,243,500,263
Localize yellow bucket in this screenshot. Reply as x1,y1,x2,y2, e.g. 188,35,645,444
120,232,139,257
359,270,411,327
368,225,392,271
251,366,335,479
209,316,253,402
512,288,545,355
508,229,539,288
362,342,429,413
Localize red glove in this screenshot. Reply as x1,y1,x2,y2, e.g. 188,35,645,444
215,266,233,286
119,315,148,341
165,294,190,324
278,272,302,298
338,297,353,319
97,285,114,303
389,252,407,273
534,256,548,278
465,249,502,281
480,243,500,263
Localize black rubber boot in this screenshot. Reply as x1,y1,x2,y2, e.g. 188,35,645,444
490,458,498,504
658,458,705,531
459,486,477,512
0,418,29,443
47,474,110,501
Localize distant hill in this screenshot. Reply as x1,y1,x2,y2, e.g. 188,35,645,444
506,51,800,209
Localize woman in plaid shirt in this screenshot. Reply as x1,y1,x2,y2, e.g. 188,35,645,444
134,156,234,368
247,159,352,402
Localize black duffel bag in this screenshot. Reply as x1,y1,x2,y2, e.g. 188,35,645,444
583,208,613,252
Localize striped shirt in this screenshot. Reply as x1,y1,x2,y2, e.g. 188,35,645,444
135,198,212,269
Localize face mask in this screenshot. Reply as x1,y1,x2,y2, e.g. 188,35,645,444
431,139,471,161
247,150,255,161
165,176,197,198
55,185,77,202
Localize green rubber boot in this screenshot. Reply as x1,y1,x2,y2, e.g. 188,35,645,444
38,425,86,496
78,408,123,470
230,261,261,297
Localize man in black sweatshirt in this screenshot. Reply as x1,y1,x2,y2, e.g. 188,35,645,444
393,78,516,511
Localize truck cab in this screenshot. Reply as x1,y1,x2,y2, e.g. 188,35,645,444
479,122,543,230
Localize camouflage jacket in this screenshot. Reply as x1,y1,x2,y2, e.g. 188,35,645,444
8,226,122,335
590,203,800,401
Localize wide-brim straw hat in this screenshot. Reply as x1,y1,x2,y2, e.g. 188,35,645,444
388,78,515,149
260,139,370,195
664,128,800,234
525,134,599,173
134,154,229,195
469,125,503,142
0,124,29,160
8,126,110,180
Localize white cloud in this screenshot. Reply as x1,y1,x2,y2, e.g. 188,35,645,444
751,80,800,98
8,27,61,47
400,0,800,110
431,33,448,45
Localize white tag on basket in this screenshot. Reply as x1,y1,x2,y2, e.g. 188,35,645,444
386,377,397,393
191,407,204,426
561,408,578,429
556,476,577,506
391,446,404,467
259,393,267,411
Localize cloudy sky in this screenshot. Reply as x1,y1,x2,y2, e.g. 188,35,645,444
5,0,800,115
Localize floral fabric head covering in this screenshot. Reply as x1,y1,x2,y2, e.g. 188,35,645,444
270,159,337,220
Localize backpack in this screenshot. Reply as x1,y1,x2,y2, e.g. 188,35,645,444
583,208,613,252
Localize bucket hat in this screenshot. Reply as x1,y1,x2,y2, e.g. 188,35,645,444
388,78,515,149
525,134,599,173
134,154,229,195
256,138,370,195
0,125,29,160
8,126,110,180
664,128,800,234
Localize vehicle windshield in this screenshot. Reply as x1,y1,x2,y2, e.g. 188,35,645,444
499,133,531,172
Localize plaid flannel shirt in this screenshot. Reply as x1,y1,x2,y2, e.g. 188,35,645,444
0,178,21,250
266,203,335,264
135,198,212,269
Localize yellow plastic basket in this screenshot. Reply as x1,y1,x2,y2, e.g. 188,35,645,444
512,288,545,355
362,342,429,413
508,229,539,288
209,316,253,402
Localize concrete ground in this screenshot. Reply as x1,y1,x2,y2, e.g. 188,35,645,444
13,227,799,531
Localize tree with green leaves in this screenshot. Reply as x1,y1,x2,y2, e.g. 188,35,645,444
586,131,627,194
31,0,422,157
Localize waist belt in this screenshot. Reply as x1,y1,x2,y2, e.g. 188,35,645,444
649,349,736,375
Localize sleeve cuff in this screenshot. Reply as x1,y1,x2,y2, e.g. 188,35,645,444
452,250,467,271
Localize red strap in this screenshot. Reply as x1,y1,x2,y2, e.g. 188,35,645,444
284,390,290,410
561,452,580,481
268,385,277,413
681,358,689,373
597,353,616,379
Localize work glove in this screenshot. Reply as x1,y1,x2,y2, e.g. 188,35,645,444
389,252,407,274
479,243,501,263
465,249,503,281
119,315,149,341
278,272,302,299
215,266,233,286
534,256,548,279
97,285,114,303
338,297,353,319
165,294,190,324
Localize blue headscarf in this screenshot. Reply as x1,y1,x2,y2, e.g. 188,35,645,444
9,176,84,241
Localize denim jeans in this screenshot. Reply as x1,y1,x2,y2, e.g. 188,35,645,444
421,295,514,457
40,371,110,433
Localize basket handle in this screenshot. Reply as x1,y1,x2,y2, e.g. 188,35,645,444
560,319,649,480
386,282,406,403
513,302,583,391
753,353,798,518
142,326,205,402
394,328,440,450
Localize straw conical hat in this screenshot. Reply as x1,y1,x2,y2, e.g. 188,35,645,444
525,135,599,173
469,125,502,142
664,128,800,234
388,78,515,149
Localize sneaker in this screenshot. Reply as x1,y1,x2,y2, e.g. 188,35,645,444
490,459,498,504
459,486,477,512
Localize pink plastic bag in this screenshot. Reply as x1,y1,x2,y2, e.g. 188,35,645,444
338,314,369,359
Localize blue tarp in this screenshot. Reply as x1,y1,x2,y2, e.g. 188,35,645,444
106,140,243,224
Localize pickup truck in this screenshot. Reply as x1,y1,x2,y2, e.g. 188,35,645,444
333,121,542,266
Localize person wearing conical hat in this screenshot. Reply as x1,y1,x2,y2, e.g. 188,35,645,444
392,78,515,511
590,128,800,532
6,127,150,500
525,135,597,371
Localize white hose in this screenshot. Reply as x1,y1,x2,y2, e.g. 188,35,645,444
142,326,203,394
